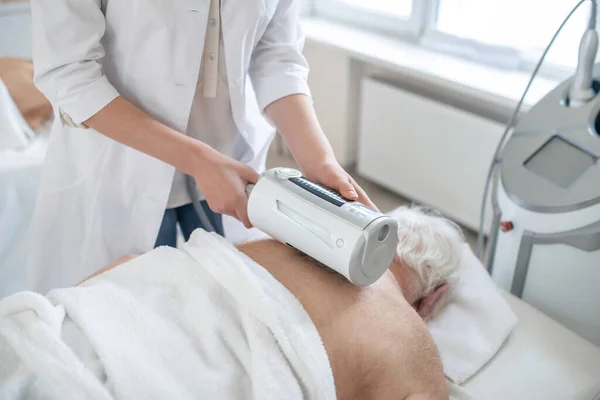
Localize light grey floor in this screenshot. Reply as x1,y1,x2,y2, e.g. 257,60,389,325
266,150,479,252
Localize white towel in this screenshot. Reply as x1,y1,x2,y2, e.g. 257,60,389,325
448,381,480,400
0,230,336,400
427,244,518,384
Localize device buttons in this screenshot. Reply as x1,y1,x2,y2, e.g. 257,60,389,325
500,221,514,232
289,177,348,207
336,238,344,248
275,168,302,179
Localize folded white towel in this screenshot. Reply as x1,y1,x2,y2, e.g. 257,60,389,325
427,244,518,384
448,381,480,400
0,230,336,400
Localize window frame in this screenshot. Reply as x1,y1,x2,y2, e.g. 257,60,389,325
312,0,428,41
418,3,522,71
309,0,580,81
299,0,313,16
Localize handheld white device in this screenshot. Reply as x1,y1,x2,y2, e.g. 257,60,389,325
246,168,398,286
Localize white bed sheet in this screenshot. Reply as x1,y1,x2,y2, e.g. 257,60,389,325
462,293,600,400
0,136,47,298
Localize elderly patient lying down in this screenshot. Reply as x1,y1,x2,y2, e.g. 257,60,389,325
0,206,464,400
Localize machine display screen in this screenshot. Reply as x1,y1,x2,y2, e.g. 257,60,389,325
524,136,596,188
289,177,349,207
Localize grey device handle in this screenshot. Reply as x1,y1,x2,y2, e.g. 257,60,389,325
184,174,259,233
245,183,255,198
185,174,217,233
569,29,599,106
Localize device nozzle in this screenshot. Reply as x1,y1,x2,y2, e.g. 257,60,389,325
569,27,599,107
245,184,255,198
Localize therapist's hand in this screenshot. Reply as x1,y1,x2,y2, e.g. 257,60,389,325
264,95,377,211
82,97,259,226
302,158,378,211
193,149,259,228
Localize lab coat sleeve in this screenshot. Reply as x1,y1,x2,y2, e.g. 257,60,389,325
30,0,120,126
249,0,311,111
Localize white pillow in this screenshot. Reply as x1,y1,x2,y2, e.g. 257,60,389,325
427,243,518,384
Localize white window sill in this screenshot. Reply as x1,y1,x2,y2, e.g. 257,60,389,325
301,17,562,116
0,2,30,15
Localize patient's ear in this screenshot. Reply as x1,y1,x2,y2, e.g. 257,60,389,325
417,284,450,320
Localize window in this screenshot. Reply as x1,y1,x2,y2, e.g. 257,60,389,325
435,0,590,70
313,0,423,38
338,0,412,19
312,0,594,76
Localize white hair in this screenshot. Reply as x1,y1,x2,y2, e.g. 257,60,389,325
387,204,464,301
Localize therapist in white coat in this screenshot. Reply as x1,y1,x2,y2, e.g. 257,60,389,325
27,0,375,292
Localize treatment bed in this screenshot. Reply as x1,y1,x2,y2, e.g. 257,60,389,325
461,293,600,400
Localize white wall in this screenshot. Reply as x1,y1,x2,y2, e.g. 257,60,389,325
0,3,32,58
303,41,361,167
303,38,506,230
357,77,503,231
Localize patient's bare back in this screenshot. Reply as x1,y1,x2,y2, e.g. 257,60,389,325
238,239,448,400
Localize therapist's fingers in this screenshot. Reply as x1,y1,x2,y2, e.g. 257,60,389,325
240,165,260,184
337,178,359,201
236,207,253,229
349,177,379,211
235,191,253,229
319,167,358,201
315,163,379,211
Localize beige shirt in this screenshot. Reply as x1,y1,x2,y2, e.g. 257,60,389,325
167,0,246,208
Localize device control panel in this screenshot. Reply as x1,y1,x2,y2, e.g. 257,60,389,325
289,177,349,207
258,168,384,229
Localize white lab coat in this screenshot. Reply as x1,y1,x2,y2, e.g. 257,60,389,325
27,0,310,293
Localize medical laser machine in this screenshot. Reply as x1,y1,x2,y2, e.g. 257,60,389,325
246,168,399,286
482,0,600,346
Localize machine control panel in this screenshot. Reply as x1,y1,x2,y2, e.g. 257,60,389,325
258,167,382,229
289,176,349,207
524,136,597,189
498,64,600,212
